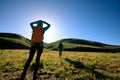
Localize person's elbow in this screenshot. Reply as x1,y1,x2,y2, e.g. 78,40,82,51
48,24,51,27
30,23,33,27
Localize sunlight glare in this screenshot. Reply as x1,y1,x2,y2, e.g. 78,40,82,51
43,20,58,43
33,23,37,26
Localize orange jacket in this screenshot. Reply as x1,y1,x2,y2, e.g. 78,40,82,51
31,26,43,43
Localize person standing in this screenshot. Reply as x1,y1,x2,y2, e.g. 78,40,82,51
58,42,63,59
20,20,51,80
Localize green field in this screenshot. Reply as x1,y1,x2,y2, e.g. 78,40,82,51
0,50,120,80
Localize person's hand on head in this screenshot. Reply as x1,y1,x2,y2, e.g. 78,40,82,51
37,20,43,26
37,20,42,22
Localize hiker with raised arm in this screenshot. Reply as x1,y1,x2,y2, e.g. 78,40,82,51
20,20,51,80
58,42,63,58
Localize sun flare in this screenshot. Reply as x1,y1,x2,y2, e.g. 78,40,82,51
43,20,58,43
44,26,56,43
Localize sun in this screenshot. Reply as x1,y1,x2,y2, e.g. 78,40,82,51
42,18,58,43
43,25,56,43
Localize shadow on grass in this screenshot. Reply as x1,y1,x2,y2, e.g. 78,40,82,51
65,58,88,69
64,58,113,79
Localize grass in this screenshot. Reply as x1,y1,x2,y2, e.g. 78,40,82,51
0,49,120,80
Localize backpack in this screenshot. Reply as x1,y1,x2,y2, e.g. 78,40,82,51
31,26,43,43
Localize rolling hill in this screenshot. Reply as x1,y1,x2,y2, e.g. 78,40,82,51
0,33,31,49
45,38,120,52
0,33,120,52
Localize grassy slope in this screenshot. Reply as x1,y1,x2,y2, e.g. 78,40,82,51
0,33,31,49
1,33,120,52
45,38,120,52
0,50,120,80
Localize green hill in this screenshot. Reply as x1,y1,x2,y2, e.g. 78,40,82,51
0,33,31,49
0,33,120,52
45,38,120,52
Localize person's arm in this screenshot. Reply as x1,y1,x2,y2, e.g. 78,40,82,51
30,21,38,30
62,43,64,50
42,21,51,34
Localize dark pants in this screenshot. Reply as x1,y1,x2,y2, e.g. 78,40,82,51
20,45,43,80
59,50,62,58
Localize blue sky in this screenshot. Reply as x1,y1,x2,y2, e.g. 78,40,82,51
0,0,120,45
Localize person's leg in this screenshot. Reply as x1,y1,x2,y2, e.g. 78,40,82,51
33,46,43,80
59,51,60,58
59,50,62,58
61,51,62,58
20,46,36,80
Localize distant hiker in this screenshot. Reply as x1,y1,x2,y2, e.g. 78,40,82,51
58,42,63,58
20,20,51,80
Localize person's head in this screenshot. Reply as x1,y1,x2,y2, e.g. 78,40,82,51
37,20,43,27
59,41,62,44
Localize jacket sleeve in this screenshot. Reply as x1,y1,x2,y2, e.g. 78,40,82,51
30,21,38,30
42,21,51,34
